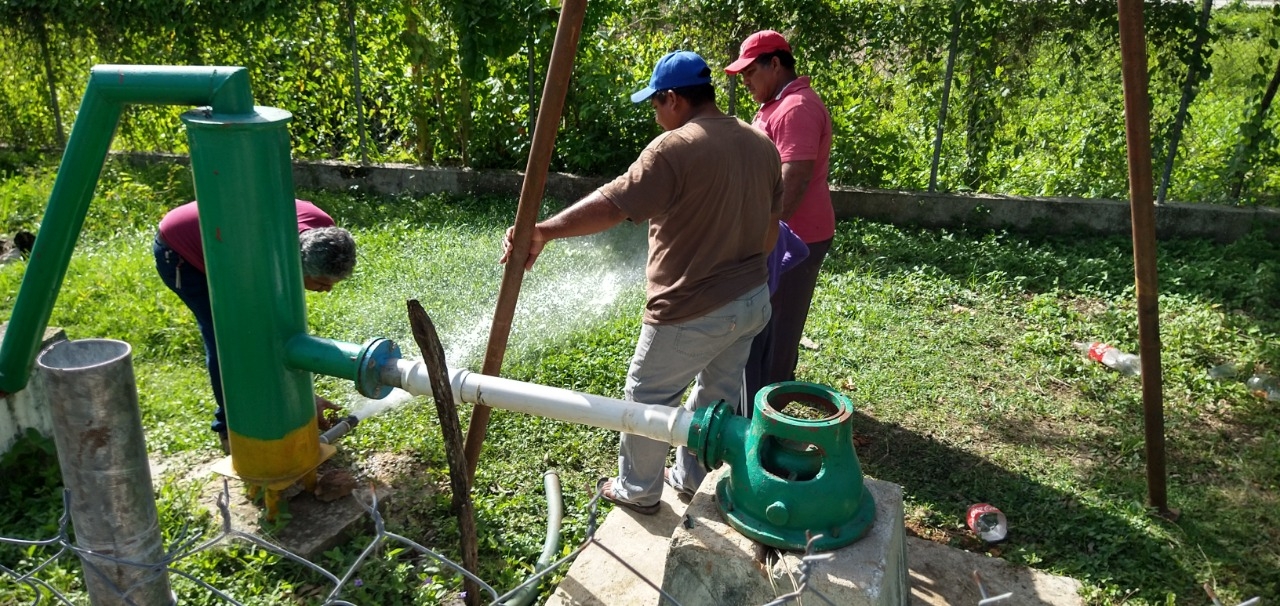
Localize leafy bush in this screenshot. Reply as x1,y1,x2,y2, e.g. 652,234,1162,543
2,0,1279,203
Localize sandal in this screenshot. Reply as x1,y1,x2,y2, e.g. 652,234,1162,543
663,467,696,498
596,477,660,515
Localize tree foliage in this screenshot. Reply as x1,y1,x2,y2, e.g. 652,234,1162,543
0,0,1278,204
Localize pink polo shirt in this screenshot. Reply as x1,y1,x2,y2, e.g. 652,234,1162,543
752,76,834,244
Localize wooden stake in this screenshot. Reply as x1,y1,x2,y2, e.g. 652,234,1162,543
463,0,588,479
408,300,480,605
1116,0,1171,517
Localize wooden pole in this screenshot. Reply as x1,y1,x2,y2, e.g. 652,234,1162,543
1116,0,1171,516
463,0,588,479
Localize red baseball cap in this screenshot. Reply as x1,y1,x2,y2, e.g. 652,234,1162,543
725,30,792,75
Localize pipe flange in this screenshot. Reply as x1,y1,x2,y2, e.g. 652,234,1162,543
355,338,400,398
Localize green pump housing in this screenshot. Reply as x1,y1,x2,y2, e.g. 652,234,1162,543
0,65,395,487
688,381,877,551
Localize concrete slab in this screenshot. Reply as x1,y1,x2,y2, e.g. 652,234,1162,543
546,483,690,606
0,323,67,455
663,474,908,606
908,537,1082,605
193,458,394,562
548,472,1083,606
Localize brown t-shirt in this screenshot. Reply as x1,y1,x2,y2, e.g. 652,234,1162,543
600,114,783,324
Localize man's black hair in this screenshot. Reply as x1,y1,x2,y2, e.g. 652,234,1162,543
668,82,716,106
754,50,796,71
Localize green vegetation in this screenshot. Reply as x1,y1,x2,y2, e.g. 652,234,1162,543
3,0,1280,203
1,160,1277,604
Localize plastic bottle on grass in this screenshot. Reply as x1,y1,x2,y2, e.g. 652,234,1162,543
1073,341,1141,376
1245,374,1280,402
966,503,1008,543
1207,363,1238,380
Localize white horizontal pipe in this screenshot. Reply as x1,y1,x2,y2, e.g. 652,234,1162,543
383,359,692,447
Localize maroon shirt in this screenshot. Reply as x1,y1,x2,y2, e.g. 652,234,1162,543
158,199,334,273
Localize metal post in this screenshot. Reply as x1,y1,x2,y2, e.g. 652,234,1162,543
930,9,962,193
35,15,65,148
727,40,739,117
1157,0,1213,204
463,0,588,479
1116,0,1170,515
345,0,369,165
36,339,172,606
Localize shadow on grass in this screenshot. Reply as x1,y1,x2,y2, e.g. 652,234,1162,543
850,410,1195,601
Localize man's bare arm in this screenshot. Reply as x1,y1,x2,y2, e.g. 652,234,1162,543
501,191,628,270
778,160,815,222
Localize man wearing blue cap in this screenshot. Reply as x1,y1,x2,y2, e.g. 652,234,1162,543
501,50,782,514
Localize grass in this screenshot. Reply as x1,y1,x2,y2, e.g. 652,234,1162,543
1,158,1278,604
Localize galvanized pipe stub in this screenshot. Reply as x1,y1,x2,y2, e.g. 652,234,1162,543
36,338,175,604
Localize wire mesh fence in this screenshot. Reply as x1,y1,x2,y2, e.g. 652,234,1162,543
1,478,841,606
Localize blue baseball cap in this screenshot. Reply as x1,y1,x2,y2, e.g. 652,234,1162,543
630,51,712,103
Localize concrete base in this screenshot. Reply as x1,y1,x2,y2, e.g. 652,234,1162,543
195,459,393,561
548,470,1083,606
0,323,67,455
663,470,908,606
547,479,691,606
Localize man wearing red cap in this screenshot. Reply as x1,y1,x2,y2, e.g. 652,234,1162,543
501,51,782,513
726,29,835,390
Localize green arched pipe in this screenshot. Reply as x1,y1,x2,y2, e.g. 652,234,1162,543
0,65,253,394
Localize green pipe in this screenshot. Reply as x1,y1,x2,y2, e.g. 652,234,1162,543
89,65,254,113
285,336,399,399
0,86,119,393
501,471,563,606
285,335,364,382
182,106,314,445
0,65,254,394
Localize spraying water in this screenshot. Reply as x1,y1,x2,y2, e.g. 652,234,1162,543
347,387,415,421
330,221,648,421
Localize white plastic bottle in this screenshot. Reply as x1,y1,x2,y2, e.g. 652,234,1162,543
1245,374,1280,402
1073,341,1141,376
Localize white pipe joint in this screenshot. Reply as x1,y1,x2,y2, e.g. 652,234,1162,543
383,358,693,447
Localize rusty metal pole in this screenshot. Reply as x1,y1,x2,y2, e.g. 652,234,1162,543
1116,0,1170,516
463,0,588,479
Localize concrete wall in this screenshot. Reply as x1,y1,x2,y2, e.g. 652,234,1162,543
0,324,67,454
834,188,1280,244
298,157,1280,244
120,153,1280,244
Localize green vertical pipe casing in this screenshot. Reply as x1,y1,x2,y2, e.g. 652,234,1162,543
181,106,314,446
0,65,252,394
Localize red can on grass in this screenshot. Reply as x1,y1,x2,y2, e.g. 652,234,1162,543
966,503,1008,542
